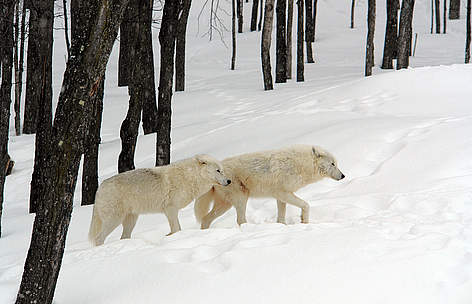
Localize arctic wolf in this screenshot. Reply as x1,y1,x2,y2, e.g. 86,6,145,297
194,145,344,228
89,154,231,246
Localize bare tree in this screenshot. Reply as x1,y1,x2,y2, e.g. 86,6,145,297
351,0,355,28
286,0,294,79
449,0,460,19
276,0,287,83
63,0,71,57
365,0,375,76
237,0,243,32
397,0,415,69
466,0,471,63
305,0,314,63
313,0,318,40
261,0,275,90
382,0,398,69
232,0,237,69
258,0,263,30
175,0,192,91
297,0,304,81
443,0,447,33
251,0,259,31
435,0,440,33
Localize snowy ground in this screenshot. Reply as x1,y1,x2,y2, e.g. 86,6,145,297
1,0,472,303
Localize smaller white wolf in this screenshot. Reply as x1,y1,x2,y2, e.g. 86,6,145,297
89,154,231,246
194,145,345,228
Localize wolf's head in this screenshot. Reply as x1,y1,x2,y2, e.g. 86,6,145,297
196,154,231,186
312,146,345,181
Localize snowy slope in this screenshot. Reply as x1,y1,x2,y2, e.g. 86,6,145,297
1,0,472,303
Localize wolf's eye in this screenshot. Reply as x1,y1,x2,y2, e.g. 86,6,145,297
216,169,221,173
331,163,335,166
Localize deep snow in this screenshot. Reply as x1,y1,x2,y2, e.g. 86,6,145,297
1,0,472,303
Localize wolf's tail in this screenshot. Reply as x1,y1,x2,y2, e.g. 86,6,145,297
194,188,215,223
88,205,103,246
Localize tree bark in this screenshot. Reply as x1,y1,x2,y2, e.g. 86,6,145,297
449,0,460,19
258,0,264,30
63,0,71,58
28,0,55,214
297,0,304,81
286,0,294,79
397,0,415,69
351,0,355,28
443,0,447,33
156,0,181,166
381,0,398,69
313,0,318,40
365,0,375,76
175,0,192,92
251,0,259,31
237,0,243,32
435,0,440,33
466,0,471,63
305,0,314,63
0,0,15,237
118,7,132,87
13,0,20,136
16,0,129,302
232,0,237,69
276,0,287,83
261,0,275,90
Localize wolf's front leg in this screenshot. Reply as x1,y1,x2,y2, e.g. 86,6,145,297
274,192,310,224
164,206,182,235
276,200,287,224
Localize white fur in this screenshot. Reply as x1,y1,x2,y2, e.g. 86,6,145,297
194,145,345,228
89,154,230,246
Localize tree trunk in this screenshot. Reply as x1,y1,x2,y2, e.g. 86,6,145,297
232,0,237,69
382,0,398,69
258,0,264,30
251,0,259,31
466,0,471,63
16,0,129,302
365,0,375,76
13,0,20,136
175,0,192,92
435,0,440,33
305,0,314,63
443,0,447,33
351,0,355,28
118,7,131,87
397,0,415,69
0,0,15,238
63,0,71,58
237,0,243,32
276,0,287,83
286,0,294,79
156,0,182,166
313,0,318,40
261,0,275,90
449,0,460,19
297,0,304,81
28,0,55,214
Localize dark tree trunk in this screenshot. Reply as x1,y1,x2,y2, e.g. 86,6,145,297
297,0,304,81
237,0,243,32
305,0,314,63
81,79,104,205
232,0,237,69
63,0,71,58
397,0,415,69
286,0,294,79
365,0,375,76
156,0,181,166
313,0,318,40
15,0,129,302
28,0,54,214
118,7,131,87
276,0,287,83
431,0,434,33
175,0,192,92
261,0,275,90
449,0,460,19
0,0,15,237
13,0,20,136
258,0,263,30
435,0,440,33
466,0,471,63
443,0,447,33
382,0,398,69
251,0,259,31
351,0,355,28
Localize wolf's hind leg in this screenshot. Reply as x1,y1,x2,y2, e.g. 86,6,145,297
201,197,232,229
276,200,287,224
164,206,182,235
121,213,138,239
97,217,121,245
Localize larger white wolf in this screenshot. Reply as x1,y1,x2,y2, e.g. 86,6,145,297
89,154,231,246
194,145,345,228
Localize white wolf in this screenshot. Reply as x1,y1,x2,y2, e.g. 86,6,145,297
89,154,231,246
194,145,344,228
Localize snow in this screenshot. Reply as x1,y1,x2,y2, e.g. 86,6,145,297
1,0,472,303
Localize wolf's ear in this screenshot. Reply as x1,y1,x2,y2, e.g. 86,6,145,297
196,155,207,165
312,147,321,158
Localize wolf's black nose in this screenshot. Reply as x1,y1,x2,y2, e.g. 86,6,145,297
227,179,232,185
340,174,345,180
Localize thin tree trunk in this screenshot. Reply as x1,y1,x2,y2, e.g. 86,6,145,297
286,0,294,79
431,0,433,33
118,8,131,87
466,0,471,63
258,0,263,30
435,0,440,33
449,0,460,19
15,0,128,302
443,0,447,33
351,0,355,28
13,0,20,136
382,0,398,69
365,0,375,76
0,0,15,238
276,0,287,83
305,0,314,63
232,0,237,69
28,0,55,214
175,0,192,91
297,0,304,81
313,0,318,40
251,0,259,31
261,0,275,90
63,0,71,58
237,0,243,32
156,0,181,166
397,0,415,69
